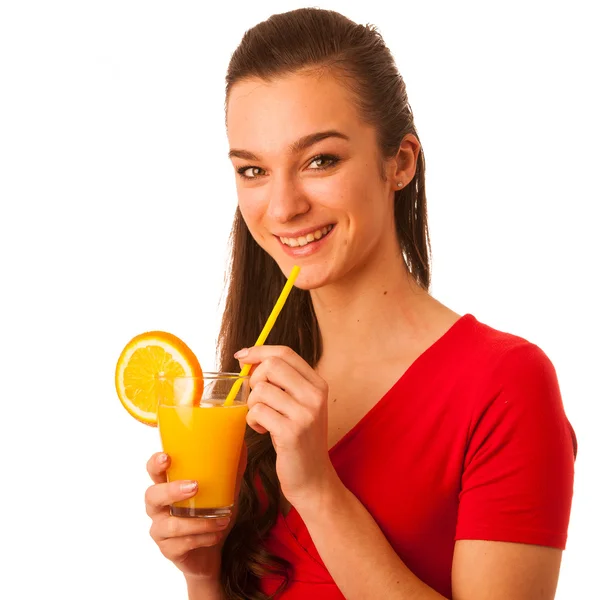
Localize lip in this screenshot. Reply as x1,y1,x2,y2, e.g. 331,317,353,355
273,223,335,239
276,224,336,257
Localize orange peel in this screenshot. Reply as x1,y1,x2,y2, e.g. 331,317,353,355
115,331,203,426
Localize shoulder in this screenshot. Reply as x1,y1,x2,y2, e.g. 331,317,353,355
457,313,541,359
454,313,558,392
456,314,576,456
454,320,576,551
452,314,571,428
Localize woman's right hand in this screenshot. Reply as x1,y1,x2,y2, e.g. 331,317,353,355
144,443,247,581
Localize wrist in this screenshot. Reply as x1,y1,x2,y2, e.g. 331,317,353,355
295,470,347,522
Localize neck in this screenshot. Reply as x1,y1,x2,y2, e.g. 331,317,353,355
310,243,435,370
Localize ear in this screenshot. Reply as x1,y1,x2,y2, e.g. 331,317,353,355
391,133,421,188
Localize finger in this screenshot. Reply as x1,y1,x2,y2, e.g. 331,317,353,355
250,358,319,407
147,452,170,485
237,345,324,389
151,514,231,542
145,480,198,517
248,381,303,421
236,362,258,377
248,421,268,435
158,532,225,560
247,401,287,438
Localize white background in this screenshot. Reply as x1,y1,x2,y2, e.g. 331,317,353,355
1,1,598,598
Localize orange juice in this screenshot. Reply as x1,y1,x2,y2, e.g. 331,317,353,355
158,401,248,517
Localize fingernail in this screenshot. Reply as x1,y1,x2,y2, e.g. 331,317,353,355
158,453,168,463
180,481,197,493
216,517,230,528
234,348,249,359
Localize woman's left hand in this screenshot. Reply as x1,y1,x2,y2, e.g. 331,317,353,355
235,345,339,511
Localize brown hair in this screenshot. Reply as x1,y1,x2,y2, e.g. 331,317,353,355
217,8,431,599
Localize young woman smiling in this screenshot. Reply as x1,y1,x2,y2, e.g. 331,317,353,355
143,8,576,600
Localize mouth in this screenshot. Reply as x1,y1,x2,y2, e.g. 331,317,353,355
277,224,334,248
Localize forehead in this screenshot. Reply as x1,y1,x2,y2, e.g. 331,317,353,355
226,72,365,154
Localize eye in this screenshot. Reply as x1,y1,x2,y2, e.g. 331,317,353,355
307,154,340,170
235,154,340,180
237,166,265,179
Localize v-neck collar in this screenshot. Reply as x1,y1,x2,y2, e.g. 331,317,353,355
281,312,476,523
327,313,475,459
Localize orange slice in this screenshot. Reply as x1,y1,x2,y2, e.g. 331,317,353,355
115,331,203,426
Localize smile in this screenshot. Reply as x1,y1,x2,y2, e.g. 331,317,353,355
278,225,334,247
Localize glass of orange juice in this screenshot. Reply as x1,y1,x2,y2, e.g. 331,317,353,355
157,373,250,518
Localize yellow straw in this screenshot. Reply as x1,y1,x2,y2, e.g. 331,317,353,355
223,265,301,406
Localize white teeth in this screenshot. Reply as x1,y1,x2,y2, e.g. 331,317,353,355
279,225,334,248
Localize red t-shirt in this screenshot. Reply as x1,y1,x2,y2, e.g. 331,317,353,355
258,313,577,599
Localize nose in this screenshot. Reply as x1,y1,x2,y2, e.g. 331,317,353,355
265,175,311,224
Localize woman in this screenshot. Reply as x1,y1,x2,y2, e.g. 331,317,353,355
144,8,576,600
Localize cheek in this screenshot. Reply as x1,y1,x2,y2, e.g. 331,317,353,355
238,192,264,230
238,193,272,248
338,184,389,245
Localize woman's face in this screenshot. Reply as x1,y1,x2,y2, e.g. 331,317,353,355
226,71,402,290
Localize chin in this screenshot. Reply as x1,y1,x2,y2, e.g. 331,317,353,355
279,262,333,291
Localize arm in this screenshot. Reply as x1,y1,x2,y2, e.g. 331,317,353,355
301,479,447,599
301,480,563,600
240,343,574,599
299,342,573,600
452,540,562,599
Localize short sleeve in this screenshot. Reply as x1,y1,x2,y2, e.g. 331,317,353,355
455,343,576,549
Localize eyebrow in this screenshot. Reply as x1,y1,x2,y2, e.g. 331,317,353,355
228,130,350,161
